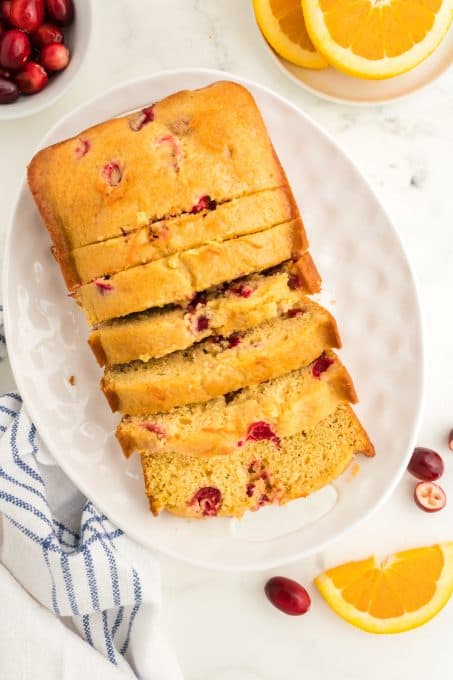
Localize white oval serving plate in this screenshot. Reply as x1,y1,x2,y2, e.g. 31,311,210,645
3,68,423,571
262,25,453,106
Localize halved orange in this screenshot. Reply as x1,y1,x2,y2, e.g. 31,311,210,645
315,543,453,633
253,0,329,69
302,0,453,79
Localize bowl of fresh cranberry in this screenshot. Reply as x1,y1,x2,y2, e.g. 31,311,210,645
0,0,91,118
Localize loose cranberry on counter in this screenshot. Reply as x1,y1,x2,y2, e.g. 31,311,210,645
407,447,444,482
45,0,73,25
15,60,47,93
0,28,30,69
0,21,6,38
414,481,446,513
39,41,68,70
265,576,311,616
31,21,63,47
10,0,44,33
0,75,18,101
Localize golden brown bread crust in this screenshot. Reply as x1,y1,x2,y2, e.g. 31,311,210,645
28,81,290,287
75,219,308,325
292,252,322,293
116,351,358,458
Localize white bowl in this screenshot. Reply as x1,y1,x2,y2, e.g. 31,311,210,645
0,0,92,120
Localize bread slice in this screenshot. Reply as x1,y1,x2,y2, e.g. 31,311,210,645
60,187,300,288
28,82,290,265
117,351,357,458
140,403,374,518
89,259,321,366
75,219,309,325
102,299,341,415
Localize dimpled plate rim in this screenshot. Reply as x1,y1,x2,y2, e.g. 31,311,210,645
3,69,424,571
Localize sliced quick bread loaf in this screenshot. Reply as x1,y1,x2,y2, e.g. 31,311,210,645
28,82,289,273
102,299,341,415
89,258,320,366
140,403,374,518
76,219,309,324
117,351,357,458
63,187,300,287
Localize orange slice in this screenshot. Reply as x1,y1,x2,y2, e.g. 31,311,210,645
315,543,453,633
302,0,453,79
253,0,328,69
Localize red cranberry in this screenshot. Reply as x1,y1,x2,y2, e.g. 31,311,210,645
191,195,216,214
0,74,18,101
0,29,30,69
31,21,63,47
15,59,46,93
229,283,253,298
265,576,311,616
94,278,113,294
246,421,281,448
287,307,303,318
312,354,334,378
287,274,300,290
246,483,255,497
227,333,241,349
45,0,73,25
74,137,90,158
140,422,166,439
408,447,444,482
448,429,453,451
1,1,12,24
39,41,68,70
414,481,446,512
10,0,44,33
190,487,222,517
196,314,209,332
129,105,155,131
0,21,6,38
102,161,122,187
157,134,180,172
187,291,207,312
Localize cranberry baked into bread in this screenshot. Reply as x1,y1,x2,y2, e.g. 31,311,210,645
117,351,357,458
89,259,320,366
28,81,296,289
140,404,374,518
28,80,374,521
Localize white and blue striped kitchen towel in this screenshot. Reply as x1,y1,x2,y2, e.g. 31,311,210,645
0,306,182,680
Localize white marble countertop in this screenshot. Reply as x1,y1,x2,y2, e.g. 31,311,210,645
1,2,452,679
